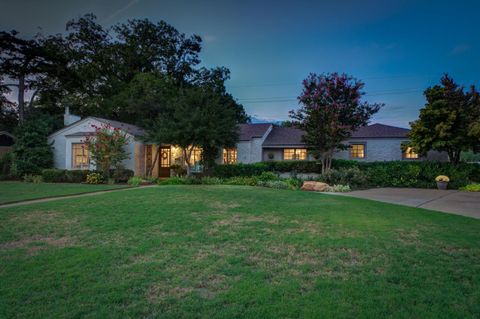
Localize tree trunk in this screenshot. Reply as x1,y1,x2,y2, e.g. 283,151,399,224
147,146,160,177
183,147,194,177
18,74,25,123
320,152,333,174
447,149,462,165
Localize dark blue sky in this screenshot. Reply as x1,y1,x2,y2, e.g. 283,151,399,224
1,0,479,127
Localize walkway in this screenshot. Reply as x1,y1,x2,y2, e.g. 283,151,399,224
336,188,480,219
0,185,156,209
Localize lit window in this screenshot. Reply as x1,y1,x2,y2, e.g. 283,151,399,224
72,143,89,169
283,148,307,160
350,144,365,159
223,148,237,164
189,147,202,166
404,147,419,159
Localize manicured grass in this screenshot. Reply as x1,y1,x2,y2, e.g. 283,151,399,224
0,181,129,204
1,185,479,318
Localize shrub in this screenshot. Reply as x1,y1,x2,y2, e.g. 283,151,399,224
145,176,159,184
201,177,224,185
225,176,259,186
257,180,290,190
284,177,303,190
42,169,89,183
23,174,43,183
212,160,480,189
11,115,54,176
67,170,89,183
258,171,278,181
110,168,134,183
212,163,269,178
42,169,67,183
326,184,351,192
128,176,143,187
460,183,480,192
318,167,369,189
157,176,203,185
86,172,103,184
0,152,15,180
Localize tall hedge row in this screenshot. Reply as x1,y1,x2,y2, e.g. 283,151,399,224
212,160,480,189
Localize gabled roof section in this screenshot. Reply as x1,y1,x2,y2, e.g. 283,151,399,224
48,116,144,138
92,117,144,137
351,123,409,138
238,123,272,141
262,127,305,147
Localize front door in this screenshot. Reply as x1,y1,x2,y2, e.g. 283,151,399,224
158,147,171,177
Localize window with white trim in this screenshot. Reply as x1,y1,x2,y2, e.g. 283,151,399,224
72,143,90,169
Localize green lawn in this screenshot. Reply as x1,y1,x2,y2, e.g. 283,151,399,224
1,185,479,318
0,181,129,204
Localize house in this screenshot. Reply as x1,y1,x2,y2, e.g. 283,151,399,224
47,109,447,178
0,131,15,156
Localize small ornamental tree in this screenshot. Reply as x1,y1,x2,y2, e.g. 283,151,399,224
290,73,382,173
83,124,130,178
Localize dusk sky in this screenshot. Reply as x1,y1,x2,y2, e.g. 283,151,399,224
1,0,479,127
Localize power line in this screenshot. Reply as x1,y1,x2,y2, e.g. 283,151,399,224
228,73,451,89
236,87,424,103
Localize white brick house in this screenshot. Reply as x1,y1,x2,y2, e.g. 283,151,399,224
48,110,447,177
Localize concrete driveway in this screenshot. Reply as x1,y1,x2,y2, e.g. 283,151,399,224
337,188,480,219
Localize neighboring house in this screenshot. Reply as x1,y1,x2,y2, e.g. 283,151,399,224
0,131,15,156
48,109,447,178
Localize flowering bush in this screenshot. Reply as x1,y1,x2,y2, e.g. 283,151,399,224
83,124,130,178
435,175,450,182
326,184,351,192
86,172,103,184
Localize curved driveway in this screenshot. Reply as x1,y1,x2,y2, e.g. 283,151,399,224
337,188,480,219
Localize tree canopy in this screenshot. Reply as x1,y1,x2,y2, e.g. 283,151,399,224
408,74,480,164
145,85,241,175
290,73,382,173
1,14,247,129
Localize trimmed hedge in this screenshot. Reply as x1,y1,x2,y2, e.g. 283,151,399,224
41,169,90,183
212,160,480,189
41,168,134,183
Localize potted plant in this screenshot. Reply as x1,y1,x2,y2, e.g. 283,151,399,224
435,175,450,190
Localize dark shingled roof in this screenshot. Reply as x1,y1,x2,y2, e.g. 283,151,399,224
262,123,410,147
262,127,305,147
351,123,410,138
238,123,272,141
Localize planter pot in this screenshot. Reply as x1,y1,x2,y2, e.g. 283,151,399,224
437,181,448,190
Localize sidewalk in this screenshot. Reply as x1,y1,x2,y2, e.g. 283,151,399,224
0,185,156,209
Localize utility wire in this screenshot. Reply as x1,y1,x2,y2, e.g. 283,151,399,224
236,88,423,103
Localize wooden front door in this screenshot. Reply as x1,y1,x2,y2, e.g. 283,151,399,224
158,147,171,177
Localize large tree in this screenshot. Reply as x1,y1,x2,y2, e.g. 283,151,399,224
0,31,68,123
408,75,480,165
145,85,240,176
290,73,382,173
0,75,17,131
52,14,204,124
